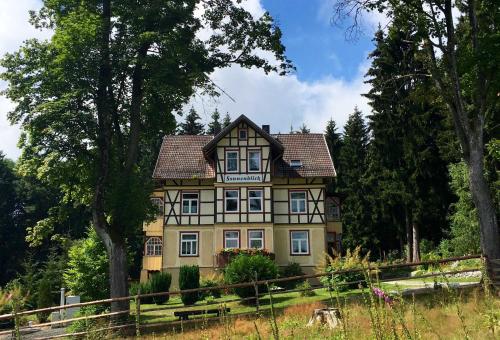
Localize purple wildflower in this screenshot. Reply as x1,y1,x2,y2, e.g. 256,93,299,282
372,287,393,305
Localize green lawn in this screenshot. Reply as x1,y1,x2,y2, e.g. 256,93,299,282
134,287,364,324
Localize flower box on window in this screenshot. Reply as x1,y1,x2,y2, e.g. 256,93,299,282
215,248,275,268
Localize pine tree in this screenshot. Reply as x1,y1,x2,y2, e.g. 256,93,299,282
222,113,231,128
337,107,373,252
324,118,342,170
207,109,222,135
178,107,205,135
298,123,310,133
363,26,452,261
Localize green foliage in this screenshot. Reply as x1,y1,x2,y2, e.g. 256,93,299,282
1,0,292,301
297,281,315,297
320,247,368,292
179,265,200,306
129,281,154,305
206,109,222,135
324,118,342,175
439,162,481,256
149,272,172,305
64,228,109,302
224,254,278,300
178,107,205,135
36,277,53,323
222,113,232,128
278,262,305,290
200,274,223,299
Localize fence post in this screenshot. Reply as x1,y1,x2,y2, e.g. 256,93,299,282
13,297,20,340
254,272,260,315
135,286,141,337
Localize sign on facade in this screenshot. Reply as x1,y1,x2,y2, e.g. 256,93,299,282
224,174,263,183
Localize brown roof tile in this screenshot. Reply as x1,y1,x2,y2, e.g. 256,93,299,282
153,132,336,179
153,135,215,179
272,134,336,178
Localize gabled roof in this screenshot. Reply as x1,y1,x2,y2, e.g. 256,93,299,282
152,117,337,180
202,114,284,155
272,134,336,178
153,135,215,179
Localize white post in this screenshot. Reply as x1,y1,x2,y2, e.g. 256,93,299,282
60,288,65,320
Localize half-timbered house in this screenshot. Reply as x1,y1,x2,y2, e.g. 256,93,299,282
141,115,342,286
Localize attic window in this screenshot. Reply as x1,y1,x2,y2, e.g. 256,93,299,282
239,129,247,141
290,160,302,168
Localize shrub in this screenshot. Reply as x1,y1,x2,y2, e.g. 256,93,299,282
297,281,315,297
64,228,109,302
320,247,368,292
179,265,200,305
200,273,223,299
224,254,278,301
279,262,305,290
150,272,172,305
36,277,53,323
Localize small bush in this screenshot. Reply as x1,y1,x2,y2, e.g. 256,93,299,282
150,272,172,305
179,265,200,305
297,281,315,297
224,254,278,302
320,247,368,292
36,277,53,323
279,262,305,290
200,273,223,299
130,281,154,304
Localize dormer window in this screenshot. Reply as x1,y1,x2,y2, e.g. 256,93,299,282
239,129,247,141
290,160,302,168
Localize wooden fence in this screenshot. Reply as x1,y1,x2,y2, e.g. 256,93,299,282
0,254,489,339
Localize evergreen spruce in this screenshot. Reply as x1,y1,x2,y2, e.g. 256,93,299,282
324,118,342,170
363,26,452,260
207,109,222,135
337,107,373,252
178,107,205,135
222,113,232,128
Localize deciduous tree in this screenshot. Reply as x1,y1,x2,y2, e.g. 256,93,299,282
1,0,293,314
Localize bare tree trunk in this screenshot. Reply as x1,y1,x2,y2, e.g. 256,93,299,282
412,222,420,262
93,224,130,314
467,140,500,259
405,206,413,263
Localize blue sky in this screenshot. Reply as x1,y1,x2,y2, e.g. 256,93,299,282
262,0,375,82
0,0,385,159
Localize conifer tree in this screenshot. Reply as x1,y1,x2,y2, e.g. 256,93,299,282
337,107,373,252
222,113,232,128
178,107,205,135
364,26,452,261
324,118,342,170
207,109,222,135
298,123,310,133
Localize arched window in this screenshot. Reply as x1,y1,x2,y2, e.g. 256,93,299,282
145,237,162,256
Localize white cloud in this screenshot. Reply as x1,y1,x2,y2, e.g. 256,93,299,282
0,0,51,160
1,0,373,160
188,59,370,134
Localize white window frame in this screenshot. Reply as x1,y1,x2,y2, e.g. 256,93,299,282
181,192,199,215
248,230,264,249
145,237,163,256
224,230,240,249
180,232,198,257
225,150,239,173
248,150,261,172
290,191,307,214
290,230,309,255
224,189,239,212
248,189,263,212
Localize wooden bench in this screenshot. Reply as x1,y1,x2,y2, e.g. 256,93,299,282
174,307,231,321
